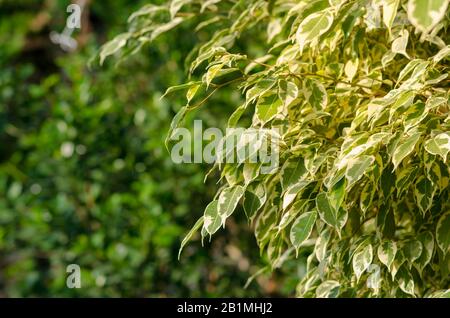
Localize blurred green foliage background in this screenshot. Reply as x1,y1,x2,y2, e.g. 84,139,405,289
0,0,300,297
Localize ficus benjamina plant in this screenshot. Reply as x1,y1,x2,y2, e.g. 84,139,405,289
100,0,450,297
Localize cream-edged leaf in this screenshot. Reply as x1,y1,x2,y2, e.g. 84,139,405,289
424,132,450,162
290,210,317,255
353,244,373,281
178,216,204,259
255,94,283,124
296,10,334,52
316,192,348,234
391,29,410,58
218,185,245,223
392,131,421,170
407,0,449,34
203,200,221,235
99,33,129,65
382,0,400,34
316,280,340,298
377,241,397,269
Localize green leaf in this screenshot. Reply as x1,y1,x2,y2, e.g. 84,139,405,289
204,64,223,87
245,79,277,105
282,180,311,211
200,0,222,13
327,178,345,212
267,18,282,42
255,207,277,246
281,158,308,192
170,0,191,18
403,239,423,266
382,50,397,67
178,216,203,259
407,0,449,33
414,176,436,215
353,244,373,281
389,90,416,121
316,192,347,234
127,4,165,22
428,289,450,298
416,232,434,273
403,102,427,131
243,183,266,220
162,81,202,99
278,80,299,109
99,33,129,65
432,45,450,64
360,181,375,215
377,241,397,269
344,58,359,81
424,132,450,162
165,106,189,149
218,185,245,223
186,83,201,104
151,17,185,41
390,251,406,280
436,212,450,255
255,93,283,124
377,204,396,239
243,163,261,185
392,131,421,170
290,210,317,255
395,165,418,197
426,96,447,110
314,228,331,263
228,104,247,127
296,10,334,52
397,59,427,84
279,200,308,231
397,266,415,296
391,29,410,58
316,280,340,298
203,200,221,235
381,0,400,34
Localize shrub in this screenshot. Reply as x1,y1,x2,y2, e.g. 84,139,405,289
103,0,450,297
